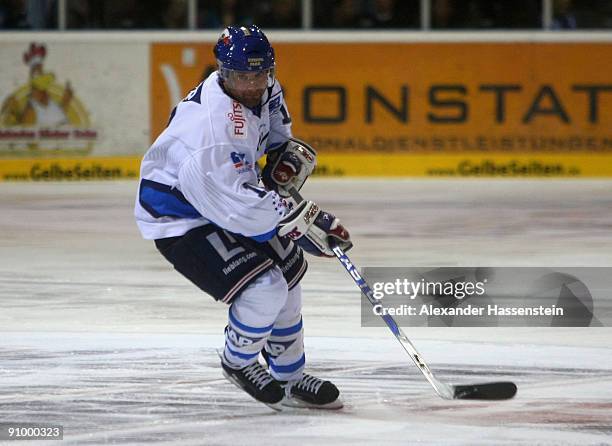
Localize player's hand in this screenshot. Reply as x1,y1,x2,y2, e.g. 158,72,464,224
277,200,352,257
262,138,316,198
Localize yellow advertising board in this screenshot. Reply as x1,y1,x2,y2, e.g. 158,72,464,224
149,42,612,177
0,156,140,181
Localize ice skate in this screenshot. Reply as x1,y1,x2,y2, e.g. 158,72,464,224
280,374,343,410
221,361,284,411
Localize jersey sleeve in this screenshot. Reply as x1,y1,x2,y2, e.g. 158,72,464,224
177,144,287,240
266,80,293,152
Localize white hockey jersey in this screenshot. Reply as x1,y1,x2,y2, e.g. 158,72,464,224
134,71,292,240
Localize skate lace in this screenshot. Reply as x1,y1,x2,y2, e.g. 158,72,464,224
292,374,323,395
243,363,274,390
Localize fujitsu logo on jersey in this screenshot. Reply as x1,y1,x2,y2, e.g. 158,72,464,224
228,100,247,138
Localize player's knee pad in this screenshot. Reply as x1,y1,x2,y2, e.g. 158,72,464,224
223,268,289,367
276,283,302,324
232,267,289,323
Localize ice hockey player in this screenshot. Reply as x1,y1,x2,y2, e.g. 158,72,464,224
134,25,352,410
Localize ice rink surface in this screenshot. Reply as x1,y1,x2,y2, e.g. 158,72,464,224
1,179,612,445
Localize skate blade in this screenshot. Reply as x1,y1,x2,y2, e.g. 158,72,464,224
282,395,344,410
222,369,283,412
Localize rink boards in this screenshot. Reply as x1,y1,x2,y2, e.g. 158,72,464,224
2,152,612,181
1,33,612,179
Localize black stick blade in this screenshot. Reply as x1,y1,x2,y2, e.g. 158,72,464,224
453,382,517,400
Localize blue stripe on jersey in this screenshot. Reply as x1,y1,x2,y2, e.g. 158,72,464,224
270,317,303,337
139,179,201,219
229,307,274,334
269,354,306,374
250,227,277,242
224,344,260,360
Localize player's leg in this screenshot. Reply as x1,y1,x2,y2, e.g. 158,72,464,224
264,283,305,381
265,283,343,409
155,225,287,408
223,267,288,369
221,267,289,408
247,233,306,380
250,234,342,408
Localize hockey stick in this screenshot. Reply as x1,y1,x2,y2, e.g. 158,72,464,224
329,242,517,400
288,187,517,400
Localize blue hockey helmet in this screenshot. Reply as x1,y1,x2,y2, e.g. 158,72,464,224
214,25,275,105
214,25,275,73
